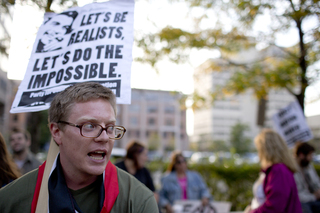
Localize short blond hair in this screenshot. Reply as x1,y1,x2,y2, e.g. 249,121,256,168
255,129,297,172
49,82,116,124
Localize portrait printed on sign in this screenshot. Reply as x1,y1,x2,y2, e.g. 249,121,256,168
36,11,78,53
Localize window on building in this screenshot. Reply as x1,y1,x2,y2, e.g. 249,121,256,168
165,118,174,126
163,132,167,138
131,91,141,100
146,93,158,101
148,117,156,125
129,104,140,112
180,133,184,140
147,106,158,113
164,95,175,102
130,117,139,125
165,105,175,114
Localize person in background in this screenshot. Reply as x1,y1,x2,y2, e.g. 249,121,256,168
0,132,21,188
244,129,302,213
159,151,211,213
0,82,158,212
9,129,42,174
115,140,157,198
294,142,320,213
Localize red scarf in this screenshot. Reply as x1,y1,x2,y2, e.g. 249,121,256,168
31,161,119,213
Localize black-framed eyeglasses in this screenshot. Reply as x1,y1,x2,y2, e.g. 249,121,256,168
58,121,126,140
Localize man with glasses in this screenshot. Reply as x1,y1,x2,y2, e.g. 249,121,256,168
0,82,158,213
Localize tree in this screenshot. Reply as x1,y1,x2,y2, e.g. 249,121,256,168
229,122,252,154
209,139,230,152
136,0,320,113
1,0,77,56
27,110,51,153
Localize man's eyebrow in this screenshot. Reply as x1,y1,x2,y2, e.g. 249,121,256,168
78,118,116,124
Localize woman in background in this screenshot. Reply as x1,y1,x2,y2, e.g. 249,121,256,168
0,132,21,188
159,151,211,213
115,140,157,197
245,129,302,213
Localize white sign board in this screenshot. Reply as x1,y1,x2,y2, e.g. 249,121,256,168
173,200,231,213
10,0,134,113
272,101,313,147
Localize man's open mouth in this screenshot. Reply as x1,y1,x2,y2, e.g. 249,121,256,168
88,151,106,160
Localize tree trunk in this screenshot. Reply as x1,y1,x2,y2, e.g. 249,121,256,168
296,18,308,114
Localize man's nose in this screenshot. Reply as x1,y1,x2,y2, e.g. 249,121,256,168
95,129,110,142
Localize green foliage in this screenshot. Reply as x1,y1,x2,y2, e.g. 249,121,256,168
148,132,161,151
137,0,320,113
314,164,320,177
1,0,78,15
27,110,51,153
148,160,260,211
190,163,260,211
192,139,230,152
210,140,230,152
230,122,252,154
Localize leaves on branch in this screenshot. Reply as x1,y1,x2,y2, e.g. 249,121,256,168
137,0,320,113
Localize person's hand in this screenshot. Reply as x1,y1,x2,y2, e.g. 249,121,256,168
154,192,159,202
314,189,320,200
201,197,209,206
165,204,173,213
244,205,251,213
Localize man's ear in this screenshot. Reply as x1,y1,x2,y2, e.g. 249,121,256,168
50,123,62,145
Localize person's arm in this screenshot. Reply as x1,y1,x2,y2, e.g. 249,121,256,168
159,176,171,208
308,164,320,194
250,165,293,213
194,171,211,199
294,172,317,202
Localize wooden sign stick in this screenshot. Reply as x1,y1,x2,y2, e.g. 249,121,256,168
35,138,59,213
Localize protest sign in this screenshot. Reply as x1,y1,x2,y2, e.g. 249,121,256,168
10,0,134,113
272,101,313,147
173,200,231,213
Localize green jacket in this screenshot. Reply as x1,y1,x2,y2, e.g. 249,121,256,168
0,167,158,213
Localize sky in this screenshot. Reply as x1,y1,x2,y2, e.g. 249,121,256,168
7,0,320,121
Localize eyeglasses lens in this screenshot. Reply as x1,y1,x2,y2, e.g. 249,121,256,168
81,123,123,139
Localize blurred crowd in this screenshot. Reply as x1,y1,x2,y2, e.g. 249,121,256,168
1,127,320,213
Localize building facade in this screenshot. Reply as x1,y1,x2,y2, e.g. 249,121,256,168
192,46,296,146
0,6,28,140
116,88,189,154
306,114,320,150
